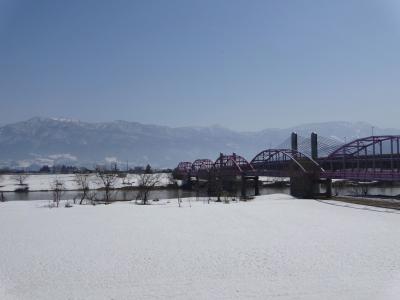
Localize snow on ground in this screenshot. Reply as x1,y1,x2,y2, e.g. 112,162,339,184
0,173,172,192
1,195,400,299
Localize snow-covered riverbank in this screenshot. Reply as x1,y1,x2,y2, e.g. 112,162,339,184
1,194,400,299
0,173,173,192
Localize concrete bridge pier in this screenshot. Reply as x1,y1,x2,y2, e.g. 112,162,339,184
207,173,222,201
290,132,313,197
290,176,333,198
325,178,332,197
254,176,260,196
195,176,200,199
290,176,332,199
241,175,259,199
290,175,319,199
241,175,246,198
289,132,332,199
181,175,193,189
291,131,321,195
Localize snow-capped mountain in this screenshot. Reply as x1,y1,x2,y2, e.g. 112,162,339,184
0,117,398,169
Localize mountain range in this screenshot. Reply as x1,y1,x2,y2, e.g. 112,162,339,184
0,117,399,170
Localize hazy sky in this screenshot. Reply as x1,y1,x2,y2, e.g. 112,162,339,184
1,0,400,130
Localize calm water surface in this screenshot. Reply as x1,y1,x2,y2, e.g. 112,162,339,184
2,185,400,201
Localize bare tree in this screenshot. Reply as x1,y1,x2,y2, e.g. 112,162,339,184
96,169,118,203
208,174,222,202
51,178,65,207
86,190,98,205
74,173,91,204
136,173,161,205
13,174,29,186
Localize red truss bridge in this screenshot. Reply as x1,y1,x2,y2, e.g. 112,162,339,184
173,134,400,198
174,134,400,181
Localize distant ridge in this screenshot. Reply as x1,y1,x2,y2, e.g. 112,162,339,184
0,117,399,170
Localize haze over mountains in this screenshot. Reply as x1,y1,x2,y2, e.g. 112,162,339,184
0,117,399,170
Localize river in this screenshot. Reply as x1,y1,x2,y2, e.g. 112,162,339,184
2,184,400,201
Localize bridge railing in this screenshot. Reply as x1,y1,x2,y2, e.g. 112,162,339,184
322,170,400,181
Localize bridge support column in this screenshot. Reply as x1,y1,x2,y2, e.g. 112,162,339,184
241,175,246,199
290,175,319,199
325,178,332,198
254,176,260,196
195,176,200,200
291,132,298,151
290,176,332,199
182,176,193,190
311,132,318,160
207,173,212,197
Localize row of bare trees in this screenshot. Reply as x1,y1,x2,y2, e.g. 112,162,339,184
56,171,162,206
1,171,162,206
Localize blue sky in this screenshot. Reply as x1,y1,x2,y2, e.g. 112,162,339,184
1,0,400,130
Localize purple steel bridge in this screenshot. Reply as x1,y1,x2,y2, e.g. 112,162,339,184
173,135,400,182
320,135,400,181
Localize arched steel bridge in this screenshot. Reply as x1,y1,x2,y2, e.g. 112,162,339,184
173,135,400,182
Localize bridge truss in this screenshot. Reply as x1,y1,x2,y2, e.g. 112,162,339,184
251,149,323,177
321,136,400,181
173,135,400,182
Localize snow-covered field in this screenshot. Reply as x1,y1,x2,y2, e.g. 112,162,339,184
1,194,400,299
0,173,173,192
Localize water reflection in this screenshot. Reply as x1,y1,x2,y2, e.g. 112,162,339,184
3,185,400,201
3,186,290,201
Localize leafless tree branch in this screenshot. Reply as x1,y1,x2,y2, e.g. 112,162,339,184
136,173,161,205
96,168,118,203
12,174,29,186
51,178,65,207
75,173,91,204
